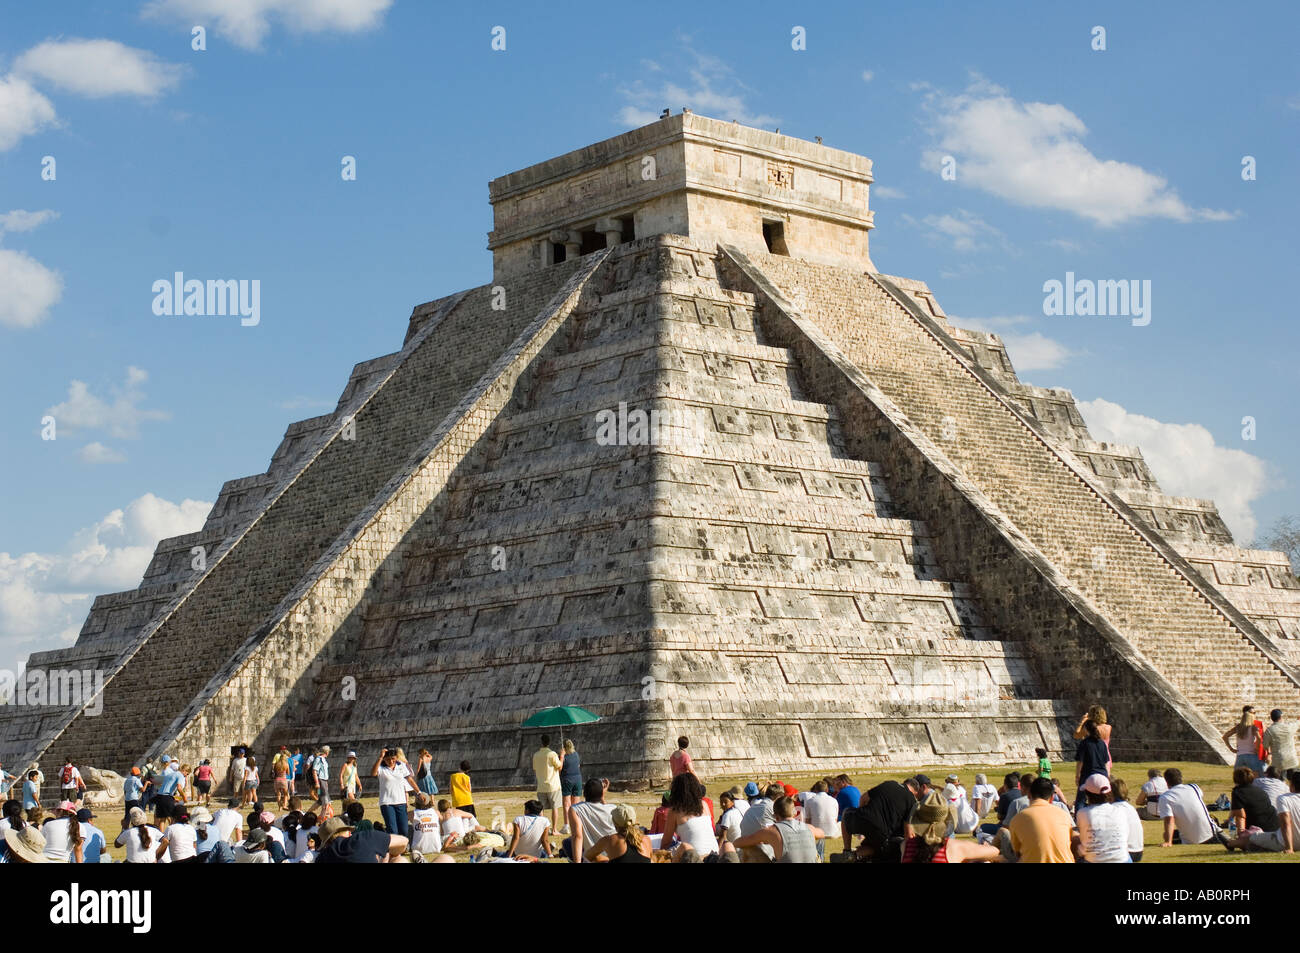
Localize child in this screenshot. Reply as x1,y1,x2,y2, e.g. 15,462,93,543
449,761,475,817
1035,747,1052,780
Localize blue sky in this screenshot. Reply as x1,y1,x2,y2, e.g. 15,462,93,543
1,0,1297,674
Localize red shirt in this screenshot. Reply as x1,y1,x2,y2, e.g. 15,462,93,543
650,806,669,835
670,750,693,777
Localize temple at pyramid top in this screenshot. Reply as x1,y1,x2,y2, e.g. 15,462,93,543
488,112,875,279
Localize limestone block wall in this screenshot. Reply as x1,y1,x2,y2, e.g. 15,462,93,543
720,246,1300,758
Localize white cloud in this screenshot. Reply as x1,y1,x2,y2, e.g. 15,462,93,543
921,77,1234,227
78,442,127,464
143,0,394,51
0,248,63,329
861,70,874,83
617,41,778,128
14,39,183,99
45,366,170,439
871,185,905,200
0,209,58,233
906,208,1006,253
0,493,210,674
1077,397,1271,542
0,75,57,151
954,315,1076,373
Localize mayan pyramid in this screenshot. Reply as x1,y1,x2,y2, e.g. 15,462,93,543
6,114,1300,789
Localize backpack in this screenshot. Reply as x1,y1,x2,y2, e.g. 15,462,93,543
61,765,74,785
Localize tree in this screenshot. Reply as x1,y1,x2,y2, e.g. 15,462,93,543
1259,516,1300,577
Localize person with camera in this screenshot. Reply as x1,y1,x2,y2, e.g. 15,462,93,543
372,746,419,839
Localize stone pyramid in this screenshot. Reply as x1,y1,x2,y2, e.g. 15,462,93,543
7,114,1300,788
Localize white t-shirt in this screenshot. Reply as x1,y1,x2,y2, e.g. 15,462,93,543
512,814,550,857
972,783,999,817
1077,802,1131,863
115,826,165,863
801,791,840,838
1115,800,1144,853
233,844,271,863
165,823,198,861
1158,784,1215,845
570,801,615,862
441,812,471,839
717,805,746,843
674,813,719,855
1276,792,1300,833
1254,777,1289,811
59,766,83,789
1139,777,1168,819
377,763,413,806
411,807,443,855
42,817,78,861
212,808,243,843
264,825,285,849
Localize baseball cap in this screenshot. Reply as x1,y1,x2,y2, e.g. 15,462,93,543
1082,773,1112,795
743,782,759,797
782,784,798,798
246,829,269,845
131,766,141,776
76,808,95,822
611,804,636,829
911,774,932,788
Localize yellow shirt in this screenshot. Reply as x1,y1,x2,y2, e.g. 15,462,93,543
450,771,472,807
532,748,563,792
1008,801,1075,863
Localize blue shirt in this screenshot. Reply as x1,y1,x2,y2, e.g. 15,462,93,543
123,776,144,801
289,754,302,779
835,785,861,818
195,824,220,855
81,824,106,863
156,767,184,796
22,779,39,810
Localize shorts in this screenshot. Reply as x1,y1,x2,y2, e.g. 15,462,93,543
195,780,211,794
244,780,258,790
317,785,331,804
461,803,476,817
1247,828,1285,852
560,778,582,798
537,789,561,810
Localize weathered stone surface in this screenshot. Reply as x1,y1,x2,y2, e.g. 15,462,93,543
6,114,1296,790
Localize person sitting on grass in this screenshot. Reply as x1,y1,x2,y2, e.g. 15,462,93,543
1222,766,1282,852
1074,774,1131,863
1007,777,1076,864
1157,768,1227,849
903,791,1002,863
437,798,485,850
506,799,551,859
661,771,720,860
584,803,653,863
734,795,822,863
1109,778,1145,862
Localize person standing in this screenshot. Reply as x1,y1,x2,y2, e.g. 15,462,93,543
241,756,260,806
372,747,418,838
532,735,564,835
152,756,186,821
559,739,582,833
1073,705,1113,774
800,780,840,860
228,748,246,800
415,749,438,798
1073,719,1110,810
21,771,41,812
449,761,474,816
310,747,331,814
1264,709,1299,775
669,736,695,778
122,767,144,817
271,748,291,808
58,758,84,805
340,754,361,801
1223,706,1264,773
193,760,214,807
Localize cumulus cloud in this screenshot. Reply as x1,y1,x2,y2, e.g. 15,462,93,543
953,315,1077,373
921,76,1234,227
0,209,58,233
0,493,210,674
0,248,62,329
78,442,127,464
861,70,875,83
617,41,778,128
1077,398,1271,542
14,38,184,99
143,0,394,51
45,366,170,439
871,185,905,200
0,75,57,151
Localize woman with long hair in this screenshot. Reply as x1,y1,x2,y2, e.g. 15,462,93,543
340,755,361,801
114,807,163,863
415,749,438,798
661,771,719,859
585,803,652,863
559,739,582,832
1223,706,1265,773
1074,704,1113,774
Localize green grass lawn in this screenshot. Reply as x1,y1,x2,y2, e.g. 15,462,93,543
87,759,1292,863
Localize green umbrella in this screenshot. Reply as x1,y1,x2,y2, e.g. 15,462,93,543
520,705,600,729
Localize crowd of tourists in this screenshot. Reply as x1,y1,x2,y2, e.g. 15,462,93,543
3,704,1298,864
